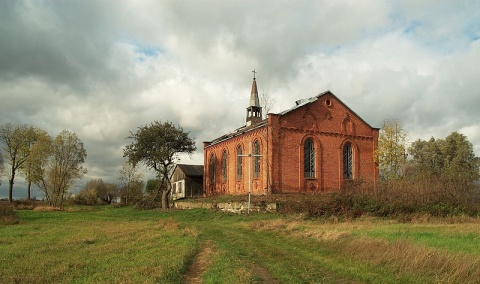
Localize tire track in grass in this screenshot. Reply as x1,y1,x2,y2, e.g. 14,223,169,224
249,263,279,284
183,240,216,283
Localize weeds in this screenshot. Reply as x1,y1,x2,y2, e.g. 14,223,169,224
268,179,480,220
0,203,18,225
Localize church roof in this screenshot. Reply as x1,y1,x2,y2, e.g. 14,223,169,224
249,78,260,107
278,90,379,129
205,90,378,148
207,120,267,146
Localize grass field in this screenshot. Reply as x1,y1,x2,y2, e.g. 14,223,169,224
1,206,480,283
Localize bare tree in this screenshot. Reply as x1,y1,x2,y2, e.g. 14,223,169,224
259,90,276,119
259,91,276,193
118,160,144,205
0,149,4,186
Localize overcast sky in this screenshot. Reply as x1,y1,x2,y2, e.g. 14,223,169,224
1,0,479,198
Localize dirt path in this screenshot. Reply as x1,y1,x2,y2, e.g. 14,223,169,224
183,239,279,283
183,240,216,283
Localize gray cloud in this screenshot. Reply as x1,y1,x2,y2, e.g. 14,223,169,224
1,0,480,198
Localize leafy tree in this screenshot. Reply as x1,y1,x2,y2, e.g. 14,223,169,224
409,132,479,186
75,183,99,205
118,161,144,205
408,137,443,179
0,123,38,202
101,182,119,204
441,132,479,183
29,130,87,208
377,119,408,180
22,127,48,200
145,178,164,201
123,121,196,209
76,179,118,205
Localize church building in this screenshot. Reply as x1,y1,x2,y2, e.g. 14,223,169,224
203,73,379,195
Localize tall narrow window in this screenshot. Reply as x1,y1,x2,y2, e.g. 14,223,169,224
222,150,227,182
209,154,215,184
343,143,353,179
236,145,242,180
253,140,260,178
304,139,315,178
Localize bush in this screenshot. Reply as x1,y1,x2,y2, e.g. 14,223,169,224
134,197,160,210
276,179,480,220
14,199,35,210
0,203,18,225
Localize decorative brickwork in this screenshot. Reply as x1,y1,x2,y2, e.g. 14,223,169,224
203,90,379,196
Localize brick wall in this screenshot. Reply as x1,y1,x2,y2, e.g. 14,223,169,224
203,125,268,196
204,91,379,195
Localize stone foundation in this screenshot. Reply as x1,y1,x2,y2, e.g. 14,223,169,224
173,200,278,213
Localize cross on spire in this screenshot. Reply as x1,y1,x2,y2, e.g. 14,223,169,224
252,69,257,80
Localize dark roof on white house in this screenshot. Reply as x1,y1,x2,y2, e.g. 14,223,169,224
176,164,204,177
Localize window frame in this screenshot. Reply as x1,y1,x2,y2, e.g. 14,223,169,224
209,154,215,184
253,140,261,178
222,150,228,182
343,143,353,179
304,138,315,178
236,145,242,180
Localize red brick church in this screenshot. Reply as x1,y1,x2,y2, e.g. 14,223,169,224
203,73,379,195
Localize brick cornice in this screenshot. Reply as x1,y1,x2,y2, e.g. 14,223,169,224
280,126,373,141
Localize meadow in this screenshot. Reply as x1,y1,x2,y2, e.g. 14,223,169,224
1,206,480,283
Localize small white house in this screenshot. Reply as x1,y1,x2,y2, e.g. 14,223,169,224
170,164,204,200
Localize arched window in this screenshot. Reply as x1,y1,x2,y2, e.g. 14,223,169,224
209,154,215,183
222,150,227,182
253,140,261,178
343,143,353,179
236,145,242,180
304,138,315,178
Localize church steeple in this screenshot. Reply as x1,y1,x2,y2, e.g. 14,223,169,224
246,70,263,126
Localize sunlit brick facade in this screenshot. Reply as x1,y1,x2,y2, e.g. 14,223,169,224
203,77,379,195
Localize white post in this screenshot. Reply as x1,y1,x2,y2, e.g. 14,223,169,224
238,141,263,214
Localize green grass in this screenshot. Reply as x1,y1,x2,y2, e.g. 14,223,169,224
1,206,480,283
1,207,198,283
351,223,480,255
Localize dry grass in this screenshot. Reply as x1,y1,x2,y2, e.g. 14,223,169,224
33,206,62,211
0,203,18,225
248,217,480,283
342,237,480,283
157,218,199,238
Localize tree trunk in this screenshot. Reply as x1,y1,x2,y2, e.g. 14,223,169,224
8,162,16,202
27,180,32,200
8,178,13,203
161,189,170,209
153,178,165,202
